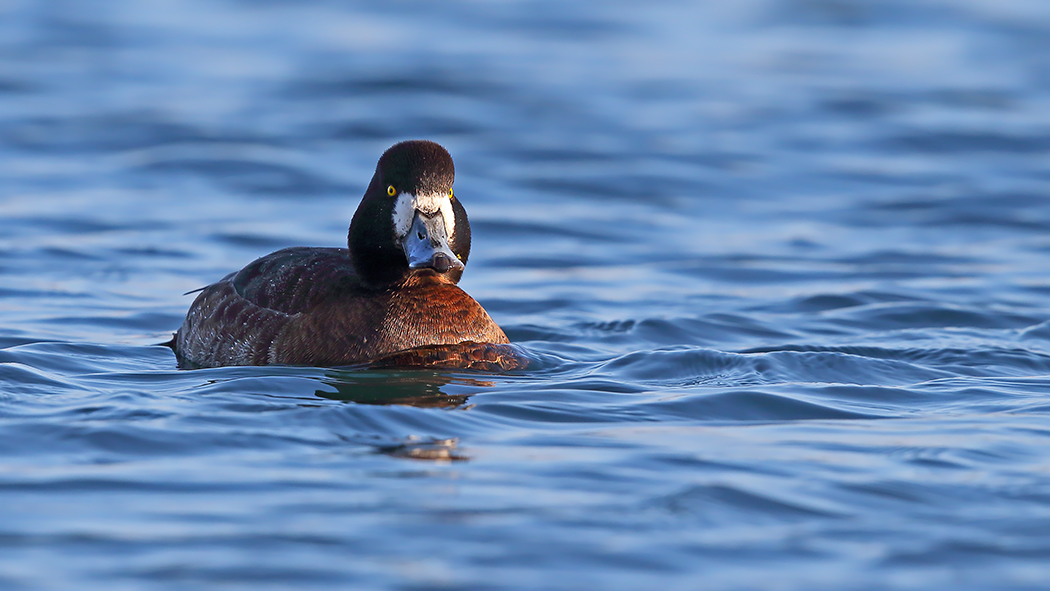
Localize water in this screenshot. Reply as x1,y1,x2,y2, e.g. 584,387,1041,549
3,0,1050,588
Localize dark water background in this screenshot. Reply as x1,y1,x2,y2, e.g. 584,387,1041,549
3,1,1050,589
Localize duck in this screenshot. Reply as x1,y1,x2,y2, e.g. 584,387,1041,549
171,140,525,371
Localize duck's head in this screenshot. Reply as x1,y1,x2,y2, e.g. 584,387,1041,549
348,140,471,287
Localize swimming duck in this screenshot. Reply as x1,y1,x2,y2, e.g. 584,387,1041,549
172,140,524,371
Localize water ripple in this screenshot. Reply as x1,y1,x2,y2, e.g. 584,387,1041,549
3,0,1050,588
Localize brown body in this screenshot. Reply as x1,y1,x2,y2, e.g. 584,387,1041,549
174,247,510,368
172,140,523,371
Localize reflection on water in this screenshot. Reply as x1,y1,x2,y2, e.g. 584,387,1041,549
374,437,466,461
317,368,495,409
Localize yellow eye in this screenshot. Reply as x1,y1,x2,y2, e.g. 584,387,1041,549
449,189,454,198
387,185,396,196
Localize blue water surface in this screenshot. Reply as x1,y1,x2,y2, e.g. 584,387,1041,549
3,0,1050,589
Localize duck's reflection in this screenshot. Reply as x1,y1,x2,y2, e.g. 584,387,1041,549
374,437,466,461
314,343,531,461
318,371,485,461
315,365,503,409
314,342,528,408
